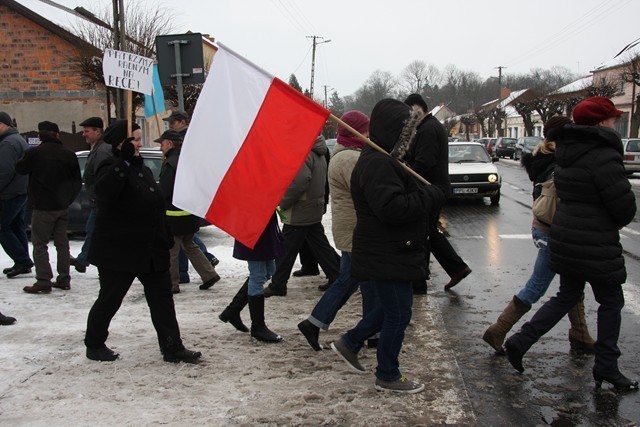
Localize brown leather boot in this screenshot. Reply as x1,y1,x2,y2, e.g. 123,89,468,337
23,283,52,294
567,294,595,353
483,296,530,353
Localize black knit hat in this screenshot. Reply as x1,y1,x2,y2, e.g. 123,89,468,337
103,119,141,145
543,116,572,139
0,111,13,127
404,93,429,112
369,99,411,153
38,121,59,133
79,116,104,129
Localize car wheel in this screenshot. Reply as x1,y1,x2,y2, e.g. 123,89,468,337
490,191,501,205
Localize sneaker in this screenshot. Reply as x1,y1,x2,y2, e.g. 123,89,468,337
70,257,87,273
86,345,119,362
375,375,425,394
331,338,366,373
199,273,221,290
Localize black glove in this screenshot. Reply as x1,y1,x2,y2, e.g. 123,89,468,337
120,137,135,163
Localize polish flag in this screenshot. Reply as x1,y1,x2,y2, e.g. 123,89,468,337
173,43,330,249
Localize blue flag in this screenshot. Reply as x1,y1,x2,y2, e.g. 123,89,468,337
144,64,166,118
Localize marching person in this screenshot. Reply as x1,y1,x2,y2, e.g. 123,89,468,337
330,99,445,393
157,129,220,294
16,121,82,293
482,116,595,354
404,94,471,292
219,212,284,343
84,120,201,363
504,97,638,391
0,111,33,278
70,116,108,273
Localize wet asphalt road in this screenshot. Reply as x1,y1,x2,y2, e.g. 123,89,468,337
428,159,640,426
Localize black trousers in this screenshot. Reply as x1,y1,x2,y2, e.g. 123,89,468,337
85,268,183,354
427,206,467,278
510,275,624,375
271,223,340,289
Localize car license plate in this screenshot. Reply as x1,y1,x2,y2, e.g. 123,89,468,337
453,188,478,194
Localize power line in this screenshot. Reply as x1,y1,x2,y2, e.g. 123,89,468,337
267,0,308,35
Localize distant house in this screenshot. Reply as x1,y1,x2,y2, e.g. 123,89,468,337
591,51,639,138
0,0,106,134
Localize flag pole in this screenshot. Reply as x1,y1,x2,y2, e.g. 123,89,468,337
328,113,430,185
151,89,162,137
125,90,133,136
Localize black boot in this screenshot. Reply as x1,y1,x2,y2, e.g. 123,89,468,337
298,319,321,351
248,295,282,343
219,279,249,332
0,311,17,326
504,337,525,373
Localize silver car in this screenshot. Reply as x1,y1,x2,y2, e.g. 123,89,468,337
622,138,640,175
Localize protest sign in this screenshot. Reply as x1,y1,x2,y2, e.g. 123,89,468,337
102,49,154,95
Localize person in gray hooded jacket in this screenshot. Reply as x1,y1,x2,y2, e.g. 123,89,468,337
0,111,34,278
264,135,340,297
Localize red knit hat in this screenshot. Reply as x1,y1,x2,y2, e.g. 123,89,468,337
572,96,623,126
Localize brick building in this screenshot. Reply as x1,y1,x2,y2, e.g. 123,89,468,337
0,0,106,134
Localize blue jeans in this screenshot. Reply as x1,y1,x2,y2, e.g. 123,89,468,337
516,228,556,307
309,252,378,330
179,233,212,280
75,208,97,267
0,194,31,265
247,260,276,296
341,281,413,382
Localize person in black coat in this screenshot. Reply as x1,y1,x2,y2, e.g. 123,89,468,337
84,120,201,363
505,97,638,391
330,99,445,394
219,212,285,342
16,121,82,293
403,94,471,292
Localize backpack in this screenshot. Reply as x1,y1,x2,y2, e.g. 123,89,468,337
532,173,557,225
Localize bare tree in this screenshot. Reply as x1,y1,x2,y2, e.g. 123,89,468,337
70,1,177,115
474,109,489,137
513,100,539,136
348,70,397,115
491,108,507,137
459,114,476,141
620,52,640,137
532,98,565,124
398,60,441,97
443,116,458,136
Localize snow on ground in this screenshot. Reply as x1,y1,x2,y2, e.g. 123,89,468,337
0,217,474,426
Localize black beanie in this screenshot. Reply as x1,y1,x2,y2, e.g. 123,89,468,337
369,99,411,153
103,120,141,145
404,93,429,112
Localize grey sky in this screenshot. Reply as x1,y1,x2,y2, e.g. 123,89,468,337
20,0,640,98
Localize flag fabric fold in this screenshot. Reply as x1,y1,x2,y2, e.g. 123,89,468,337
173,43,330,248
144,64,166,118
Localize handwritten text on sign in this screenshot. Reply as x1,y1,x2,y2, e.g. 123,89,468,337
102,49,154,95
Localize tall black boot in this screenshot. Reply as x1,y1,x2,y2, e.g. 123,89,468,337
248,295,282,343
219,279,249,332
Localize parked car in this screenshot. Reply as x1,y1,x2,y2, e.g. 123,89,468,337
25,148,164,235
514,136,543,160
325,138,337,154
622,138,640,175
448,142,501,205
485,138,498,154
493,137,517,159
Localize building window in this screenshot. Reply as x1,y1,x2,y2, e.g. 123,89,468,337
618,74,626,95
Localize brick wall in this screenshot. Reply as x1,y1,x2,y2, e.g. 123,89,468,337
0,3,86,92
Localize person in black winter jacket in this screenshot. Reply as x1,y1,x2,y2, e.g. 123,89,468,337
403,94,471,292
16,121,82,294
330,99,445,394
84,120,201,364
504,97,638,391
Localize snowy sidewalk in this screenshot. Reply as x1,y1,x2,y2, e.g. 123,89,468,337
0,226,475,425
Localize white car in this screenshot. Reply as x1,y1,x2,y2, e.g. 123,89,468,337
622,138,640,175
448,142,501,205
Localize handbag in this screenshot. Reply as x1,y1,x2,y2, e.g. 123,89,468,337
532,175,557,225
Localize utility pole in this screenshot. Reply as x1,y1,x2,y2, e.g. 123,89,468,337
111,0,126,118
322,85,332,108
495,66,506,96
307,35,331,99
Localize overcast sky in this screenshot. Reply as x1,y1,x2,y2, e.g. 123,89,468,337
19,0,640,98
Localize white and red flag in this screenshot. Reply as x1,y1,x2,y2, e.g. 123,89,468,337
173,43,330,248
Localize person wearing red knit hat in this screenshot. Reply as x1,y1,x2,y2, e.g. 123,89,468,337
504,97,638,391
